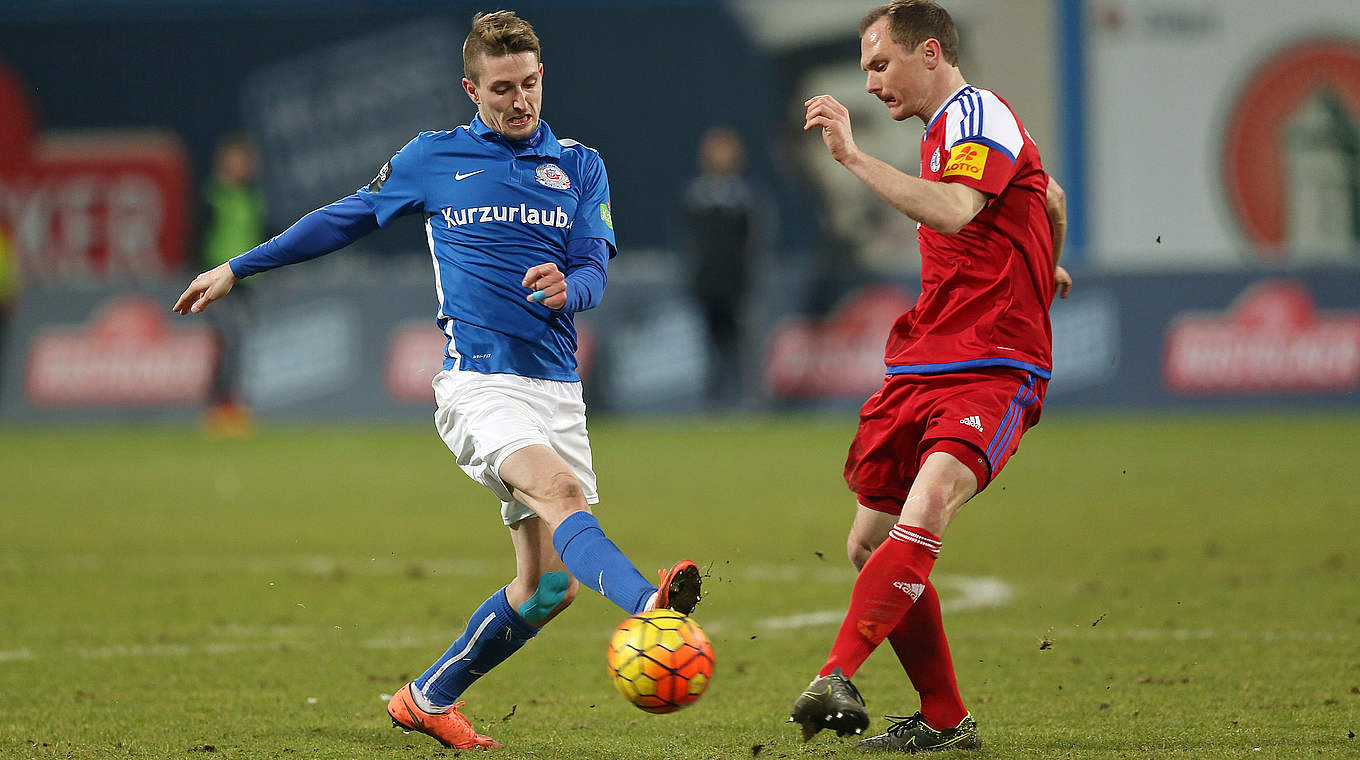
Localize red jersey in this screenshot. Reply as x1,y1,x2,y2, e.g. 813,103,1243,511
884,84,1055,378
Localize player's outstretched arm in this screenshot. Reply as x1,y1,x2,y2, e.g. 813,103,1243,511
1046,176,1072,299
803,94,984,234
173,196,380,315
172,261,237,314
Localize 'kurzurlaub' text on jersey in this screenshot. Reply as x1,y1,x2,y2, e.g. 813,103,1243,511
357,116,615,381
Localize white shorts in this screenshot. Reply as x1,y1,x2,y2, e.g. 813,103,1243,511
432,369,599,526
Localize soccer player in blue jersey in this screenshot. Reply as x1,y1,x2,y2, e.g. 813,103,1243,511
172,11,701,751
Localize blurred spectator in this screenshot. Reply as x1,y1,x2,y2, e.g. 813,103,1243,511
683,126,760,410
199,134,266,434
0,221,16,364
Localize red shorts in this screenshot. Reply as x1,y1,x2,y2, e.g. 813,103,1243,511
844,367,1047,514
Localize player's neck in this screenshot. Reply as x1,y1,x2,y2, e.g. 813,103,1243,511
918,70,969,123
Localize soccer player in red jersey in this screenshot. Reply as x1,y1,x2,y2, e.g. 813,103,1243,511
789,1,1071,752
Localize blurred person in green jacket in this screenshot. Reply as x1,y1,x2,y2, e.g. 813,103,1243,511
199,134,266,434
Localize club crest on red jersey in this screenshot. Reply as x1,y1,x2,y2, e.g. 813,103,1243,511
535,163,571,190
930,146,942,173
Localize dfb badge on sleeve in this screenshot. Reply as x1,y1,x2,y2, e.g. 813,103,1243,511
368,160,393,192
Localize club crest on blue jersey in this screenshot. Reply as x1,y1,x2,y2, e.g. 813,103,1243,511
535,163,571,190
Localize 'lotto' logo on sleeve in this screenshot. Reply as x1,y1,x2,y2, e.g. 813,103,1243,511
943,143,988,179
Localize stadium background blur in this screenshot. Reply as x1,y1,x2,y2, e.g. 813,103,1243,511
2,3,1359,758
2,0,1357,420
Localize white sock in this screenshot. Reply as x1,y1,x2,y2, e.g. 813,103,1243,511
643,590,659,612
408,684,449,714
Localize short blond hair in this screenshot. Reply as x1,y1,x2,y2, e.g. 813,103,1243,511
861,1,959,66
463,10,542,84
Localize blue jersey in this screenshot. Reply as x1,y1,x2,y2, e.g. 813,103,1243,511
357,116,616,381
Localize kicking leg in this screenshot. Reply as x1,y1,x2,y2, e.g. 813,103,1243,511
499,444,700,615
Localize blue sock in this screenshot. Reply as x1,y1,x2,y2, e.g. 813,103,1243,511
552,511,656,614
413,587,537,708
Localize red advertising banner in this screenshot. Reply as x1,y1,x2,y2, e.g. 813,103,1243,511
764,286,916,399
384,323,447,403
1163,280,1360,393
383,321,598,404
0,61,190,282
26,296,217,406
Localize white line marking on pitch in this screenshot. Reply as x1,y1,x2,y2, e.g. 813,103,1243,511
6,567,1357,664
709,575,1014,635
4,624,1357,665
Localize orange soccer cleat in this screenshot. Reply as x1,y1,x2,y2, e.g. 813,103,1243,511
387,684,501,750
653,560,702,616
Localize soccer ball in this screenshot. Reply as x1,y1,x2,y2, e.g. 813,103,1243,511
605,609,715,714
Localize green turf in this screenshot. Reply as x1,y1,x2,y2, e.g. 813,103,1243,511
1,414,1357,758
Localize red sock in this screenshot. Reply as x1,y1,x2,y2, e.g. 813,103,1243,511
887,580,967,729
821,525,941,678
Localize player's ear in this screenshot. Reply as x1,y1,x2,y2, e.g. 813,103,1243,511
922,38,942,70
461,76,479,105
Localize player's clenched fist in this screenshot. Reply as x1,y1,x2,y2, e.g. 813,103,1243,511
522,262,567,310
803,94,858,164
172,261,238,315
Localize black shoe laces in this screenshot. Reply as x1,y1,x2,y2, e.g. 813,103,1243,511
831,674,866,707
882,713,927,736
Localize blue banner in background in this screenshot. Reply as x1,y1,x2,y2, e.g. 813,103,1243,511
0,2,787,258
240,19,471,232
760,267,1360,412
3,267,1358,423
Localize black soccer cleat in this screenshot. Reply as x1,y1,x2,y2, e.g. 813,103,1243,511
789,667,870,741
854,712,980,752
655,560,702,616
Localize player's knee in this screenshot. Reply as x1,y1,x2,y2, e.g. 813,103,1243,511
903,476,974,532
900,496,950,535
846,534,875,571
516,571,575,626
539,472,587,509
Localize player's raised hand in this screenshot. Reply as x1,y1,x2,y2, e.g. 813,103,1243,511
172,261,238,315
803,94,857,164
522,262,567,310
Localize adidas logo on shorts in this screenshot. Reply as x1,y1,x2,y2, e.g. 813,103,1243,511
960,415,983,432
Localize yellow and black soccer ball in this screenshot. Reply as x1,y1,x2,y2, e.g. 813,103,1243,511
605,609,715,714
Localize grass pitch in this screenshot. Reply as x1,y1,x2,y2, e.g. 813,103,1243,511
1,413,1356,758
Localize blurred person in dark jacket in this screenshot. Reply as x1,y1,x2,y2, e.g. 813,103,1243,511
683,126,759,409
